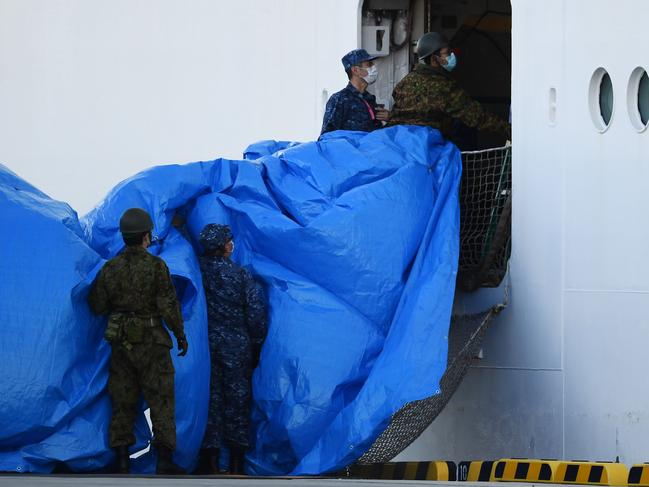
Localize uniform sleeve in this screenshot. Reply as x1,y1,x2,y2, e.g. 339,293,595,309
88,267,110,315
320,93,346,136
243,270,267,347
156,260,185,340
439,82,511,138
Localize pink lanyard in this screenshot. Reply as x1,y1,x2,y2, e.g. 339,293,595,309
361,99,376,120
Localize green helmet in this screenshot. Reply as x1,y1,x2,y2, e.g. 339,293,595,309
119,207,154,235
416,32,449,61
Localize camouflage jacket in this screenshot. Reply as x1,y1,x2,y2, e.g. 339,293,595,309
388,64,511,140
199,256,267,348
320,83,383,137
88,246,185,348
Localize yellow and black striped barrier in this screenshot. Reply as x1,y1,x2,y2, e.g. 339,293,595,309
629,464,649,486
490,458,561,483
555,461,628,485
347,461,457,480
458,460,496,481
345,458,632,484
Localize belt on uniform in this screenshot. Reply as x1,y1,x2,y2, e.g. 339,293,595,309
112,311,162,327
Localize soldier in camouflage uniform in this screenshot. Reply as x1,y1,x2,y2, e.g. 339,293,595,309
320,48,390,137
88,208,189,475
195,224,267,475
388,32,511,143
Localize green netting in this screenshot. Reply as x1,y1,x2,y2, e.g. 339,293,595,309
457,145,512,291
356,303,505,465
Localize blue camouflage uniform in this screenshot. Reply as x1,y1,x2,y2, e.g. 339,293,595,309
198,224,267,449
320,49,382,136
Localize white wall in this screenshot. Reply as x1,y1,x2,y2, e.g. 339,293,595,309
400,0,649,465
0,0,360,214
561,0,649,464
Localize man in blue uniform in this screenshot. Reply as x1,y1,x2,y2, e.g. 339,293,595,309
195,224,267,475
320,48,390,137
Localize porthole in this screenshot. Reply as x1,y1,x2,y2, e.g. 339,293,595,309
641,72,649,125
627,67,649,132
589,68,614,132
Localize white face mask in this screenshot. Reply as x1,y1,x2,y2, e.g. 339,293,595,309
360,64,378,85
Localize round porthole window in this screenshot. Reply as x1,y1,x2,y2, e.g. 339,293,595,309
627,67,649,132
589,68,614,132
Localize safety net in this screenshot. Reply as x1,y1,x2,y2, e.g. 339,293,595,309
457,145,512,292
356,304,506,465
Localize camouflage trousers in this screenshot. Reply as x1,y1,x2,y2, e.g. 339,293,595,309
108,340,176,449
201,342,252,449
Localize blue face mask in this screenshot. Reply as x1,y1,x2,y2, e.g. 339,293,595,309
441,52,457,72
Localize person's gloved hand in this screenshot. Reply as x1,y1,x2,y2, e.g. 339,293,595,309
375,108,390,122
177,336,189,357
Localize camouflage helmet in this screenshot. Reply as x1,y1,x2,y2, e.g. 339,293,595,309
199,223,233,252
119,208,153,235
416,32,449,61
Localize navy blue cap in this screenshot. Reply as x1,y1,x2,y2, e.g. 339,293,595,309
199,223,233,252
341,49,376,71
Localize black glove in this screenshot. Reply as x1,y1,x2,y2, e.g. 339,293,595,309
177,336,188,357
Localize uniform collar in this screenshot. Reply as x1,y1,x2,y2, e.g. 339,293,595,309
346,82,372,98
124,245,147,254
414,63,451,79
204,253,229,262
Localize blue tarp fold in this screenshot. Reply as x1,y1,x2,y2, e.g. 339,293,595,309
0,126,461,475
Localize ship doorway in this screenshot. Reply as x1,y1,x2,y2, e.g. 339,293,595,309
360,0,513,290
361,0,512,151
349,1,512,468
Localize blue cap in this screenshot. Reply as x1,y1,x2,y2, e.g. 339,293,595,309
341,49,376,71
199,223,233,252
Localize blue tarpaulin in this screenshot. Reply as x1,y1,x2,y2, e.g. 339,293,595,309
0,126,461,475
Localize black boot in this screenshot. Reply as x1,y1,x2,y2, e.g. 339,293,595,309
194,448,220,475
193,448,209,474
228,445,246,475
114,446,130,474
156,445,185,475
207,448,220,474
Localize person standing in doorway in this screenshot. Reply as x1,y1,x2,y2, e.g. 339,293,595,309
320,48,390,136
388,32,511,143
